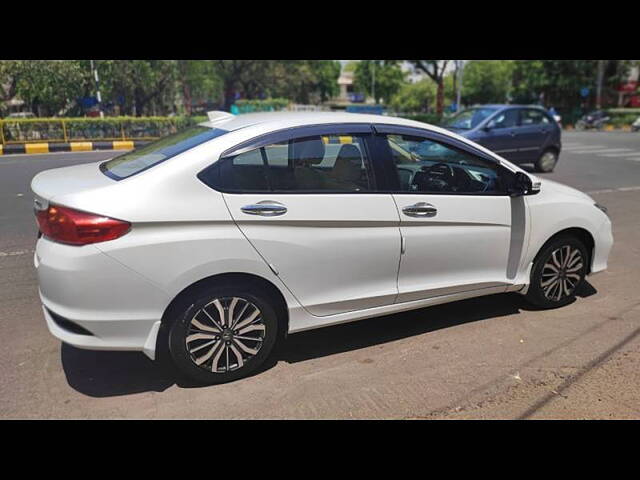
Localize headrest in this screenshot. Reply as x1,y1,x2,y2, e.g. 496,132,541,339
333,144,363,182
292,137,325,165
336,144,361,162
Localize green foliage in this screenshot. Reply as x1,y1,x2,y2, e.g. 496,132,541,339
389,80,436,113
461,60,514,105
605,109,639,127
234,98,290,113
354,60,405,104
0,60,90,116
408,61,452,115
211,60,341,110
97,60,179,116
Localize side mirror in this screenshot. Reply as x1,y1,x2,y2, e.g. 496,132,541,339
483,120,496,131
510,172,540,197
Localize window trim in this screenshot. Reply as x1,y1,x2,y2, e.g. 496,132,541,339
370,124,514,197
198,123,387,195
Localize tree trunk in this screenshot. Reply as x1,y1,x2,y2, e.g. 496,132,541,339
436,80,444,116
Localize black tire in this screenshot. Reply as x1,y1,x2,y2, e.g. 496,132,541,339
166,283,280,385
534,148,558,173
525,235,588,309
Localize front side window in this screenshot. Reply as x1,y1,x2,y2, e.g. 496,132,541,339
207,133,373,192
383,134,511,194
101,126,229,179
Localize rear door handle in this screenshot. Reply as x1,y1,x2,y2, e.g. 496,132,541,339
402,202,437,217
241,202,287,216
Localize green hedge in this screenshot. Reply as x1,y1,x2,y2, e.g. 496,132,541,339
0,116,199,144
232,98,289,114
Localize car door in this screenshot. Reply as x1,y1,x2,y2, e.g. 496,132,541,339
475,108,522,162
372,124,518,303
209,124,402,317
517,108,553,162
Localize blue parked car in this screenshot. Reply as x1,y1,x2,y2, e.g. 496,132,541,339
441,105,562,172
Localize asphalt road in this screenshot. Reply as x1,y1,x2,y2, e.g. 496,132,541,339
1,132,639,419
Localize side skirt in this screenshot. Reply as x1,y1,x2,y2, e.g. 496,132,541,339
288,284,518,334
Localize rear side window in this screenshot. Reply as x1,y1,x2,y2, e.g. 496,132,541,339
491,109,519,128
520,109,550,125
201,133,373,193
101,126,229,180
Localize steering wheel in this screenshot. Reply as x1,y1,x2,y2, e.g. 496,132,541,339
424,162,456,191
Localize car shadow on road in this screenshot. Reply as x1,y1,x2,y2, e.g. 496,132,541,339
61,281,597,397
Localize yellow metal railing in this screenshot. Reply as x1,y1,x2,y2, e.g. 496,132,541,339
0,117,193,145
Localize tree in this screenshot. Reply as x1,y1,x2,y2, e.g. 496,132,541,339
508,60,630,111
353,60,405,104
461,60,514,105
409,60,450,115
0,60,90,116
177,61,223,115
389,79,436,113
99,60,179,116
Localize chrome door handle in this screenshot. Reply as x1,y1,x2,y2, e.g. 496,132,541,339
241,202,287,217
402,202,437,217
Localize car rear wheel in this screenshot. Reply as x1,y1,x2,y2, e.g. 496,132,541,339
167,284,279,384
525,235,588,309
534,149,558,173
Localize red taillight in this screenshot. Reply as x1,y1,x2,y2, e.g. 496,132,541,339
35,205,130,246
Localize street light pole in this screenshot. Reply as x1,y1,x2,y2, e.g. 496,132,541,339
456,60,464,111
596,60,605,109
372,61,376,105
90,60,104,118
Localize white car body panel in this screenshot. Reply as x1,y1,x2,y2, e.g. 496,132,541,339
223,193,401,316
393,194,513,302
30,112,613,360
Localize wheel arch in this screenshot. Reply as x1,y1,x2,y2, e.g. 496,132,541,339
159,272,290,344
534,227,595,274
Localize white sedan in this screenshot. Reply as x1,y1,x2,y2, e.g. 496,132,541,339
31,111,613,384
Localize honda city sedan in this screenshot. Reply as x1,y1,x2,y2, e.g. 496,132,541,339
31,111,612,384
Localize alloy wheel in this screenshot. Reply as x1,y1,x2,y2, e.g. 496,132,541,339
540,245,583,301
186,297,266,373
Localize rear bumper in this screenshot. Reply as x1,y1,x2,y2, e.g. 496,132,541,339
35,237,169,359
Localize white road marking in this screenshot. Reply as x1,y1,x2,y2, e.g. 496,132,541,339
600,151,640,157
564,145,607,151
0,249,34,257
568,148,633,155
587,185,640,194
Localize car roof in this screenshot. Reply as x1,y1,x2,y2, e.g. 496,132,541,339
198,111,439,132
469,104,547,110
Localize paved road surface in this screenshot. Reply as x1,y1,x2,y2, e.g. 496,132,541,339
1,133,639,419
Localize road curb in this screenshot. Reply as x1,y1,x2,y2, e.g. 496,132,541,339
0,140,149,155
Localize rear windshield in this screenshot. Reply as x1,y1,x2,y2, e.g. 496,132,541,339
100,126,229,180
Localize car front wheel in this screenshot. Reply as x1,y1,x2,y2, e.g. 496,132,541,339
525,236,588,309
534,149,558,173
167,284,279,384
